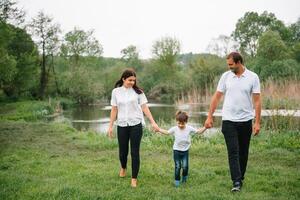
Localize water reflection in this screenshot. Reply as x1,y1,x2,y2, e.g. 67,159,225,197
60,103,300,135
62,103,222,134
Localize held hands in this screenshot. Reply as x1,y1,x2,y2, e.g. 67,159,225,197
204,116,213,129
151,122,160,132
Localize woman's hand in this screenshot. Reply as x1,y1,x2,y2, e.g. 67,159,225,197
107,126,114,138
151,122,160,132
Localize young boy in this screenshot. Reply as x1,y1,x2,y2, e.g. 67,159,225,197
158,111,206,187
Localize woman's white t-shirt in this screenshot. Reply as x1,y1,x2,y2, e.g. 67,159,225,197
111,86,148,127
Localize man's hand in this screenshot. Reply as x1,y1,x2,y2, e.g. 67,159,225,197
107,126,114,138
253,122,260,136
204,116,213,128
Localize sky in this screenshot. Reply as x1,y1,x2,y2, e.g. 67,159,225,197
18,0,300,58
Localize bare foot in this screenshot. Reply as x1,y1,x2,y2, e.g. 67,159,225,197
131,178,137,187
119,168,126,178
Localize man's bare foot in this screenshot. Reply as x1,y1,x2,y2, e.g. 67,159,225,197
131,178,137,187
119,168,126,177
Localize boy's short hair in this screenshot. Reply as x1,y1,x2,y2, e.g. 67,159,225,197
175,110,188,122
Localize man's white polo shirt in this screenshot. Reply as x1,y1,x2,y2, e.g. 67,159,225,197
217,68,260,122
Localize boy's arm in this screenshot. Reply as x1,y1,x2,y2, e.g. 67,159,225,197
196,127,207,134
158,128,170,135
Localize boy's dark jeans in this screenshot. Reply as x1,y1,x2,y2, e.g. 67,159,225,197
173,150,189,181
221,120,252,183
117,123,143,179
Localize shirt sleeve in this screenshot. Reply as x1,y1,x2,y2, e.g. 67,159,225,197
188,126,198,135
252,74,261,94
216,73,227,93
168,127,176,135
110,89,117,106
138,92,148,105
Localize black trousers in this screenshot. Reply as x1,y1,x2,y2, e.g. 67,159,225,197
117,123,143,179
221,120,252,183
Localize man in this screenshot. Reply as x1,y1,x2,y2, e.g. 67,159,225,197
204,52,261,192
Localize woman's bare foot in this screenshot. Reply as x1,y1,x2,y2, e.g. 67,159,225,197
119,168,126,177
131,178,137,187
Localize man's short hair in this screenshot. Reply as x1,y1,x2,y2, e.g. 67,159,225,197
227,52,244,64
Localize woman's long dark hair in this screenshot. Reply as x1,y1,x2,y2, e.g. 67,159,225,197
115,68,143,94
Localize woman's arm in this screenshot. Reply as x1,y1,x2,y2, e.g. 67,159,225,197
108,106,118,138
141,104,159,131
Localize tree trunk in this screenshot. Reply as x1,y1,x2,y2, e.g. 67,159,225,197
39,41,47,99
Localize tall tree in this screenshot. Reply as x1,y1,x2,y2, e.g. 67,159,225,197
0,0,25,25
257,30,290,61
206,35,239,57
152,36,181,67
0,21,38,98
120,45,141,70
232,11,288,57
60,27,103,66
28,11,61,99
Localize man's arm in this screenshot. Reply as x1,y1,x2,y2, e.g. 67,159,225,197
204,91,223,128
252,93,261,136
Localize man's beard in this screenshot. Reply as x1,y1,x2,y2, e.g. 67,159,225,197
230,67,238,74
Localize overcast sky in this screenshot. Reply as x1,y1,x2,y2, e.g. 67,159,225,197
18,0,300,58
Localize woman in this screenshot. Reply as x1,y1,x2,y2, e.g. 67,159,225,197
107,68,159,187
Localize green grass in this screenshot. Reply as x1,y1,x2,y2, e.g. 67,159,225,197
0,121,299,200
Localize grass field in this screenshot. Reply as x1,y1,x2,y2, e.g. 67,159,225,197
0,119,299,200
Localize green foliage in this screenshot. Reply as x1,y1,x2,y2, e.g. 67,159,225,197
0,101,55,121
61,27,103,66
233,11,289,57
60,67,104,104
152,36,181,67
257,30,291,61
0,21,39,98
120,45,142,70
188,54,225,90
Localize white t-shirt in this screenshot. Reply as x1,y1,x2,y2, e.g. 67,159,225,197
217,68,260,122
168,125,198,151
111,86,148,127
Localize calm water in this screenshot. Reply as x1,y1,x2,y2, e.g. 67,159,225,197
56,103,300,135
58,103,222,135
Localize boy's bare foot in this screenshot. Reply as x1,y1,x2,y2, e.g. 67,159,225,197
131,178,137,187
119,168,126,177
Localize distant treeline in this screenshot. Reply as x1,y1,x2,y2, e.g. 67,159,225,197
1,0,299,103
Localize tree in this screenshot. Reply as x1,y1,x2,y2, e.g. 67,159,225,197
257,31,290,61
188,54,225,90
152,36,181,67
206,35,239,57
289,18,300,43
120,45,142,70
232,11,289,57
0,21,38,98
28,11,61,99
0,0,25,25
61,27,103,66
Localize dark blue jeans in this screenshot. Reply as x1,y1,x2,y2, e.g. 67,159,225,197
173,150,189,181
221,120,252,183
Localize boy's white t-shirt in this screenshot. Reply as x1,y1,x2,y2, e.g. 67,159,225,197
168,125,197,151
